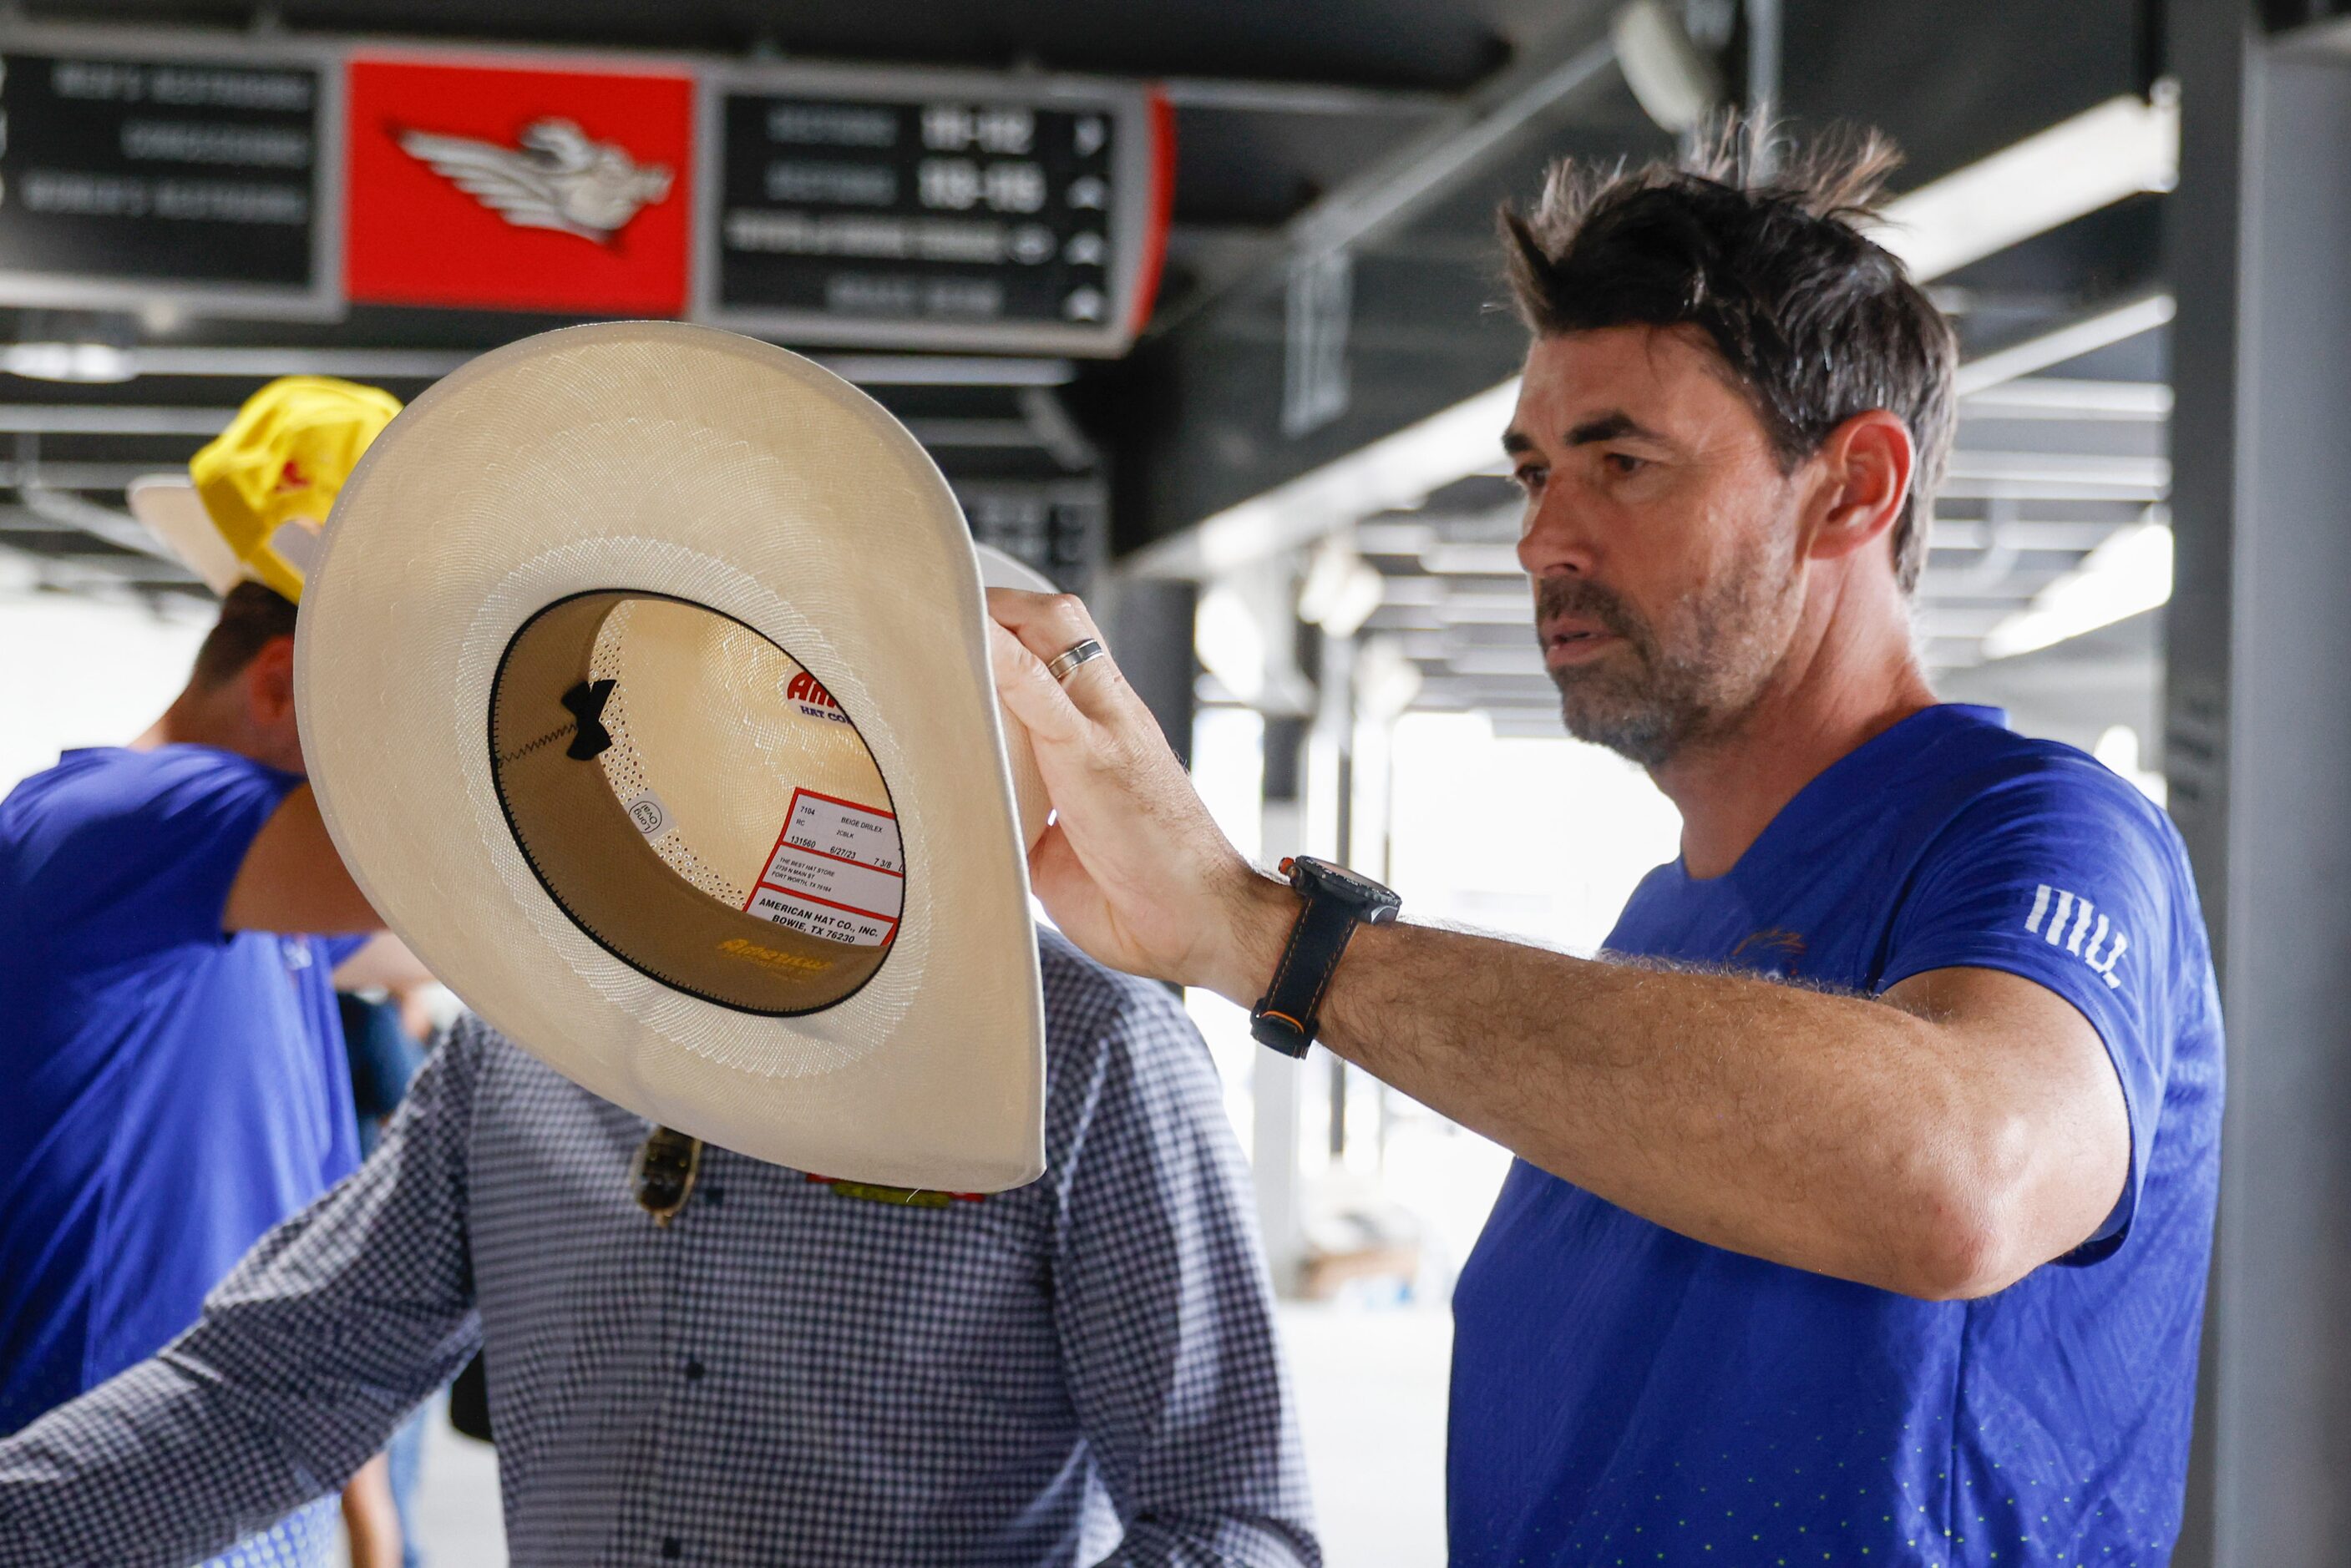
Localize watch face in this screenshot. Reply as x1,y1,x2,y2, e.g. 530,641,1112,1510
1296,856,1399,908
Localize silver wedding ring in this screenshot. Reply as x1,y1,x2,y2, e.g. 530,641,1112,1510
1045,638,1107,683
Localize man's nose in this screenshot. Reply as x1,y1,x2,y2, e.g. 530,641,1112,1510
1517,492,1600,580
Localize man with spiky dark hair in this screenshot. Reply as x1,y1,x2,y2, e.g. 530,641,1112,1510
987,120,2221,1565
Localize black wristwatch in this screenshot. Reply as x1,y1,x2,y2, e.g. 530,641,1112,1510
1249,855,1401,1057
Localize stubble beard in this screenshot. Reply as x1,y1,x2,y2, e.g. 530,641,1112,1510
1538,532,1801,771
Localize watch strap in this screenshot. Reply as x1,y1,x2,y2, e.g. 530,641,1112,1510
1249,886,1361,1058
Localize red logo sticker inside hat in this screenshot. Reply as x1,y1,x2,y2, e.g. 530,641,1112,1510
344,55,694,315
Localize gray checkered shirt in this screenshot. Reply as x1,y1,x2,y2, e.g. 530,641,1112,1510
0,932,1317,1568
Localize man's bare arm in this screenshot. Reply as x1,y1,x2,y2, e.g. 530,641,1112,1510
224,784,383,935
987,588,2129,1301
339,1455,402,1568
1262,887,2126,1297
332,933,436,994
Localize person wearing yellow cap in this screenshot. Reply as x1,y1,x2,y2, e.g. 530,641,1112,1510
0,378,411,1568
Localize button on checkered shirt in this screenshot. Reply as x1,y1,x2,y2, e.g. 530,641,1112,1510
0,933,1317,1568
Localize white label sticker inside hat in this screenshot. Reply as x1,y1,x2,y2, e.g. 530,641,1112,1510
743,789,904,946
623,789,674,839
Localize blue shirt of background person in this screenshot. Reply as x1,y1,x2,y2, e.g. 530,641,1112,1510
1449,705,2222,1564
0,744,362,1431
0,576,410,1568
339,994,428,1161
8,376,415,1568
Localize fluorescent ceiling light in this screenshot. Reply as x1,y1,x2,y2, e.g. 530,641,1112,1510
1959,376,2171,418
1872,90,2178,282
1980,519,2172,659
1953,294,2175,398
3,342,137,383
1611,0,1720,134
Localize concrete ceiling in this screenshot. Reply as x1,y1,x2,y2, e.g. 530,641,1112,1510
0,0,2177,748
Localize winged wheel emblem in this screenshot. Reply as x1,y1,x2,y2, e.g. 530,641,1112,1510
397,118,672,242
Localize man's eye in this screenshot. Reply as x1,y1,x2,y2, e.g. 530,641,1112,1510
1513,466,1547,495
1603,452,1647,476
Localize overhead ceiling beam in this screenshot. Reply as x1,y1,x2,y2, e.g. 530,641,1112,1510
12,483,167,559
1930,518,2151,550
1959,377,2172,418
1282,40,1618,263
1943,450,2171,488
0,346,474,382
0,403,1067,456
1155,78,1455,117
0,529,193,584
1146,25,1620,341
0,343,1077,388
0,460,160,488
1952,293,2176,397
0,405,231,437
1129,377,1519,577
1129,106,2181,580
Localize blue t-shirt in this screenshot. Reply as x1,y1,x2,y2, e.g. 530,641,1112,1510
0,746,361,1435
1448,705,2223,1566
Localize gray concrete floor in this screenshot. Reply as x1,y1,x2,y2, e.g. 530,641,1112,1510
408,1418,506,1565
1280,1303,1452,1566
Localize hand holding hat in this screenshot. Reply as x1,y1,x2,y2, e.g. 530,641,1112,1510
986,589,1285,1004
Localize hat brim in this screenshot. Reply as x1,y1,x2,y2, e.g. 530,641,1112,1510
126,475,246,596
296,322,1046,1191
972,544,1057,594
969,546,1056,850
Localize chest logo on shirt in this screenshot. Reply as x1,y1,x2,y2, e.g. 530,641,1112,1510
2025,883,2127,989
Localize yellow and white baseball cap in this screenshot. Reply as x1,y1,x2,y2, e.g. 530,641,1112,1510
128,376,403,602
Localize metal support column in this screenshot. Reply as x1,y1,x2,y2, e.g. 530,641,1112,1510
1255,714,1310,1293
2166,4,2351,1559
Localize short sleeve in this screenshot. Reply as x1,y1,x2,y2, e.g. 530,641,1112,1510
1879,757,2188,1261
26,747,301,968
320,933,372,968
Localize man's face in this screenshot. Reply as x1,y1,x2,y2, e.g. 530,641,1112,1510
1505,325,1811,769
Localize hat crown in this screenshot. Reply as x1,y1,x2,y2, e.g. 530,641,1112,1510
295,321,1047,1191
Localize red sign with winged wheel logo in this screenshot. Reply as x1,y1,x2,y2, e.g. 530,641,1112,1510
344,56,694,314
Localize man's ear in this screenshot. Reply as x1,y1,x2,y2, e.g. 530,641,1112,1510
1805,410,1914,567
244,635,298,727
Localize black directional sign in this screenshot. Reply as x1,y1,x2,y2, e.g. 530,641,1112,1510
958,478,1107,592
0,41,333,315
701,73,1165,355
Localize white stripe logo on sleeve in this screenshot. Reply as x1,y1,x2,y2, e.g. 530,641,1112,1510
2025,883,2128,990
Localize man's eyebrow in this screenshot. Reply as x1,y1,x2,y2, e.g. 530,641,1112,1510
1566,411,1660,446
1501,428,1536,457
